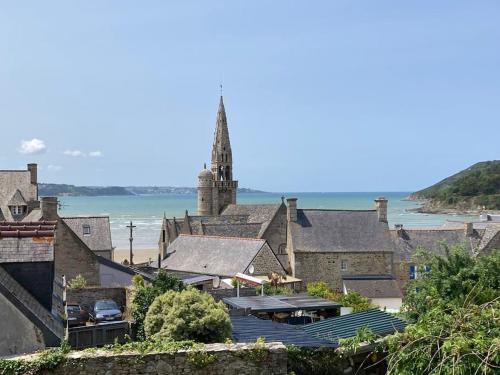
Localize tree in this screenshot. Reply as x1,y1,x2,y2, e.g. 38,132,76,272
306,281,374,312
144,288,231,343
382,245,500,374
132,270,185,340
403,244,500,320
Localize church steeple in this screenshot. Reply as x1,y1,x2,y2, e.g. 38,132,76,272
211,96,233,181
198,93,238,216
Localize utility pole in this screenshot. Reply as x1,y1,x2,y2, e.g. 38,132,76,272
126,221,136,265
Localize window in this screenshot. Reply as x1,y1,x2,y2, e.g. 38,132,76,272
409,265,417,280
83,225,91,235
11,206,25,215
341,260,348,271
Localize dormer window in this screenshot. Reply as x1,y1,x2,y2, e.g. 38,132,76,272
11,205,26,216
83,224,91,235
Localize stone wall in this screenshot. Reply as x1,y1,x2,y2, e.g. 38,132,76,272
261,204,288,259
54,220,100,286
0,293,45,356
248,243,286,275
41,342,287,375
67,286,126,311
293,251,393,291
208,286,256,301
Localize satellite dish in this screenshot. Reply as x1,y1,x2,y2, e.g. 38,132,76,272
248,265,255,275
212,276,220,289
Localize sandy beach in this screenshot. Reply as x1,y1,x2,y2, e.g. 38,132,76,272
114,248,159,264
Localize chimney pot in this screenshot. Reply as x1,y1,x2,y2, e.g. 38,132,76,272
27,163,37,185
465,222,473,236
286,198,298,222
41,197,58,221
374,197,388,223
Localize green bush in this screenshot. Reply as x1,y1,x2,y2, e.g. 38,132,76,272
67,274,87,289
306,282,331,299
306,282,374,312
131,270,185,340
144,288,231,343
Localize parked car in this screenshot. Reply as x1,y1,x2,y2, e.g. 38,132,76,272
89,299,123,324
67,304,89,327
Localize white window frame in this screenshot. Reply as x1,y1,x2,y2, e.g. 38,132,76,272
12,206,25,215
83,225,91,235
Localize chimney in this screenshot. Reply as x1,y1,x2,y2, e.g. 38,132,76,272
286,198,298,222
465,222,473,236
374,197,388,223
41,197,58,220
27,163,37,185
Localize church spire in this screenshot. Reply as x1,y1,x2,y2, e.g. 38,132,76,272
211,95,233,181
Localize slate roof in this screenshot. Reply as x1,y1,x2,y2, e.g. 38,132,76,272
0,236,55,263
98,256,153,281
231,315,336,347
202,223,262,237
0,265,63,344
303,309,407,344
224,293,341,313
7,189,27,206
161,235,267,277
62,216,113,252
290,209,396,253
343,277,403,299
391,228,478,261
222,204,282,236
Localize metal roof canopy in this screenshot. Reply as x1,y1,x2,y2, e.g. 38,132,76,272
231,315,336,348
223,293,341,313
303,309,407,344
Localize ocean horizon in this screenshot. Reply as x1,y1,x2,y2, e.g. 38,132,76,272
57,192,476,250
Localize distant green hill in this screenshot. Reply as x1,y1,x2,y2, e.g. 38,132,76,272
39,183,133,197
411,160,500,210
38,183,266,197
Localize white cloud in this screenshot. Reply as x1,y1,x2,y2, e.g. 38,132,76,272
89,150,102,157
64,150,86,157
19,138,47,154
47,164,63,171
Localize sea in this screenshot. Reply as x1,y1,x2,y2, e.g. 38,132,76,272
57,192,477,250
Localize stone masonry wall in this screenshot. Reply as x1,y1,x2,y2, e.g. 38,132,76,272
294,252,393,291
67,287,126,311
54,220,100,286
248,243,286,275
261,204,288,258
41,342,287,375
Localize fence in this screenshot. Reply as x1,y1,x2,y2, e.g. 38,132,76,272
68,321,129,349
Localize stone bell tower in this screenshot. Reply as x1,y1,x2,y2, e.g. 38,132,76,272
197,95,238,215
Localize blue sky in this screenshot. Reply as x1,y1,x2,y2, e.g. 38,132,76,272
1,1,499,192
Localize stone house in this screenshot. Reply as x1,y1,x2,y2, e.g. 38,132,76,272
0,163,40,221
0,223,64,355
161,234,284,278
285,197,396,291
62,216,114,260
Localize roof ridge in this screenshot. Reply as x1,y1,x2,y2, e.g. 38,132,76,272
392,228,465,232
300,209,377,212
62,216,110,219
178,233,265,242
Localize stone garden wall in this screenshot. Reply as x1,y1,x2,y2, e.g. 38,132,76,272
41,342,287,375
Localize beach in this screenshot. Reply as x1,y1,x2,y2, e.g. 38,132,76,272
114,248,159,264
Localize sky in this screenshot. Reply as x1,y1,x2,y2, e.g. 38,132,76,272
0,1,499,192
